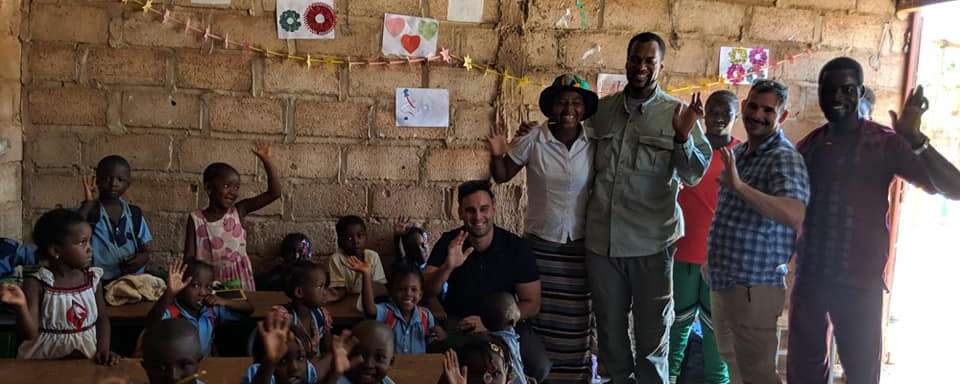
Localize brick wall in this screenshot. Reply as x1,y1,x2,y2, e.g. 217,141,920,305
18,0,905,273
0,0,22,239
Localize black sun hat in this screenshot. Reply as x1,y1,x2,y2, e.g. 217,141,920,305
538,74,599,120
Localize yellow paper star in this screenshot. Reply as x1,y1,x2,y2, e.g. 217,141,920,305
463,55,474,71
141,0,153,13
484,67,498,77
517,76,531,88
306,54,312,69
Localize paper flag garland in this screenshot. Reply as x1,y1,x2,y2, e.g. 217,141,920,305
719,46,769,85
382,13,439,58
396,88,449,127
277,0,336,40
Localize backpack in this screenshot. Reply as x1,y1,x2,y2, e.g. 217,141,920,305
85,200,145,248
383,306,431,336
0,238,37,279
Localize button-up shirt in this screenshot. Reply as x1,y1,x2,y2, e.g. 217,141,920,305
585,87,712,257
708,130,810,290
796,120,934,289
508,123,593,243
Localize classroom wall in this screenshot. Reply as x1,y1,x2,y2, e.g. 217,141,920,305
0,0,22,240
16,0,906,271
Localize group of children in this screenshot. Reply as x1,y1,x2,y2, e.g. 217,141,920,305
0,143,535,384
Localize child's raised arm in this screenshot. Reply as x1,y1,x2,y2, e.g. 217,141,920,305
183,216,197,262
237,142,282,218
346,257,377,318
94,281,120,366
77,175,98,220
145,259,192,330
0,282,39,341
320,330,359,384
252,313,290,384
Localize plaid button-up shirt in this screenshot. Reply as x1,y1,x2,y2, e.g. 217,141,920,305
708,130,810,290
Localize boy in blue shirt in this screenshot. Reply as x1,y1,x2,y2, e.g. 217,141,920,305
146,259,253,356
349,258,446,355
78,155,153,281
480,292,527,384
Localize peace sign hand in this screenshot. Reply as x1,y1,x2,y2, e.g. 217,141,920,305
673,92,705,141
890,85,929,147
82,175,97,202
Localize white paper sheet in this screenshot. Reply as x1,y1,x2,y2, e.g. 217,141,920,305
719,46,769,85
277,0,336,40
447,0,484,23
382,13,439,58
191,0,231,5
597,73,627,98
396,88,449,127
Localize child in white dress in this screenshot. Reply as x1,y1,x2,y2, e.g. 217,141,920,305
0,208,119,364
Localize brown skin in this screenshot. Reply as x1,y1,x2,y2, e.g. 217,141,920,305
717,90,806,231
623,40,705,143
184,143,282,263
0,223,120,365
78,163,152,276
141,334,203,384
254,314,309,384
489,90,586,183
329,224,387,302
350,261,448,343
819,70,960,200
145,259,254,331
291,268,330,350
704,96,737,150
345,321,395,384
423,191,542,327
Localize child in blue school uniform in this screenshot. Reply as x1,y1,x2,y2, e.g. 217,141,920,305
78,155,153,282
271,260,334,358
480,292,527,384
244,313,320,384
349,259,446,355
145,259,253,356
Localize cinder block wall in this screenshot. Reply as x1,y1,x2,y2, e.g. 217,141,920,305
18,0,905,272
0,0,22,239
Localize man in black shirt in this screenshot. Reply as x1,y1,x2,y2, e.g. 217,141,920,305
424,180,549,380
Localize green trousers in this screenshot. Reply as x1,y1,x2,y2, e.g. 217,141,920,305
668,262,729,384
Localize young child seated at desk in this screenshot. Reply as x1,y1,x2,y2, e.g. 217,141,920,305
328,216,387,303
256,233,314,291
245,312,320,384
440,334,516,384
0,208,120,364
142,318,206,384
351,259,445,355
337,320,397,384
272,260,333,357
479,293,527,384
146,259,253,356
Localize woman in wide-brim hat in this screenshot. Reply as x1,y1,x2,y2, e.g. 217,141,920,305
487,74,598,384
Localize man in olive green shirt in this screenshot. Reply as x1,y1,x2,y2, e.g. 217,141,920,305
585,32,711,384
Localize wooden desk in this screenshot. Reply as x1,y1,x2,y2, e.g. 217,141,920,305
0,354,443,384
106,292,366,326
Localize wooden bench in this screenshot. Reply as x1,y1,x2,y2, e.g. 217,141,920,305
0,354,443,384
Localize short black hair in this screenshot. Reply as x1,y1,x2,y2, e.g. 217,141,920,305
96,155,131,175
281,233,310,258
184,260,214,280
479,292,518,332
202,162,239,184
283,260,327,299
143,318,201,360
706,90,740,112
457,180,495,204
32,208,87,255
252,322,312,363
627,32,667,56
748,79,790,110
819,57,864,86
387,262,424,291
335,215,366,236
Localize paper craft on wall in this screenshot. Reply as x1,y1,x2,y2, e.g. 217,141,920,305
277,0,336,40
719,46,769,85
396,88,449,127
597,73,627,98
382,13,439,58
447,0,484,23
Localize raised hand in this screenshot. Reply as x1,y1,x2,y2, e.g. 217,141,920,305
717,147,741,191
82,175,97,202
442,350,468,384
672,92,705,141
166,259,192,296
252,141,272,160
443,231,474,270
890,85,929,147
487,123,510,157
430,325,447,343
0,284,27,308
393,216,413,236
345,256,371,275
457,315,487,334
258,312,291,363
331,330,360,375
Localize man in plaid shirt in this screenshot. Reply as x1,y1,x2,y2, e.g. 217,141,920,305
707,79,809,384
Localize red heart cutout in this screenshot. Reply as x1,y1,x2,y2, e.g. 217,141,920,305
400,34,421,54
385,17,406,37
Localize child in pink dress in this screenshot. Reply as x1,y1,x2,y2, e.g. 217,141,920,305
184,142,282,291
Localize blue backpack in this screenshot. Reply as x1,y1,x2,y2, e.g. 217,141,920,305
0,238,37,279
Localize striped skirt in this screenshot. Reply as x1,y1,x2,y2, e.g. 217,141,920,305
526,234,593,384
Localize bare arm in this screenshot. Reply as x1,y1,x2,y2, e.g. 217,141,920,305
237,142,282,218
424,231,473,298
916,146,960,200
77,175,97,219
146,259,192,330
890,85,960,200
423,265,452,299
17,279,41,340
359,272,377,318
719,147,807,231
487,121,528,184
515,281,541,320
183,216,197,262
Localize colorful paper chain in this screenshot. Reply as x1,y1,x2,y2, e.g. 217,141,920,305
122,0,813,97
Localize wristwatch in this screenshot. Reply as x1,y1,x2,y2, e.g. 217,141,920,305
912,136,930,155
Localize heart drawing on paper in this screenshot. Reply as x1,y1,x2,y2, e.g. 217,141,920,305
401,34,421,54
418,20,438,40
385,16,406,37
